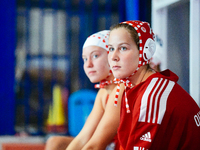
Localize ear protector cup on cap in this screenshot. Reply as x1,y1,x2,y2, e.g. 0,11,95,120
143,38,156,61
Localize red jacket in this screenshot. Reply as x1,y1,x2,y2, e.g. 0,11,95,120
118,70,200,150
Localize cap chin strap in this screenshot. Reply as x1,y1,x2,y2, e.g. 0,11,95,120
113,78,132,113
94,79,113,88
113,66,140,113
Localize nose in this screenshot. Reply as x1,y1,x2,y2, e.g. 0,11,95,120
86,58,93,68
110,50,119,62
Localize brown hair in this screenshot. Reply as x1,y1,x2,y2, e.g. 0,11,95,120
110,23,139,50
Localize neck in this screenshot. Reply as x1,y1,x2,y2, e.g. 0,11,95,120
129,65,155,86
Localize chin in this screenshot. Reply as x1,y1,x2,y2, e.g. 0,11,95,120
89,78,100,83
90,76,108,83
113,73,125,79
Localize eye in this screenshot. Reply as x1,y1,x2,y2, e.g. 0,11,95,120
93,54,98,59
120,46,127,51
83,57,87,62
109,47,114,52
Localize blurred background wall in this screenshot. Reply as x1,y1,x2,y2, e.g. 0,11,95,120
152,0,200,106
0,0,152,136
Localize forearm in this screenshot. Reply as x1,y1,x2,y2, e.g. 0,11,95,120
66,138,86,150
81,132,116,150
82,146,105,150
81,124,117,150
66,121,98,150
81,141,108,150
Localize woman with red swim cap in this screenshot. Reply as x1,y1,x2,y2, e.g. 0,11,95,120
108,20,200,150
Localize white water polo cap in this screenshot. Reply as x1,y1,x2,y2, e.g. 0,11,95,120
83,30,112,88
83,30,110,52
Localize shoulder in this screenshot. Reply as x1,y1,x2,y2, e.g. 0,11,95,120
109,84,125,99
135,76,177,124
96,88,107,96
95,88,108,102
105,83,125,108
167,83,199,112
112,83,125,93
93,88,107,109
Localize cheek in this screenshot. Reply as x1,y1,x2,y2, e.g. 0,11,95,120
97,59,110,74
123,53,139,69
100,61,110,70
108,54,112,64
83,64,87,74
122,54,132,64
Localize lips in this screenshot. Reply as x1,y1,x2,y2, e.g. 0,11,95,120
88,71,96,75
112,65,121,70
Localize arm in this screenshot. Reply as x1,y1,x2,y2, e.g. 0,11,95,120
66,89,105,150
82,84,125,150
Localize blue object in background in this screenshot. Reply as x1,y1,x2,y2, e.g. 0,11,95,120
0,0,16,135
125,0,139,20
125,0,152,23
68,89,97,136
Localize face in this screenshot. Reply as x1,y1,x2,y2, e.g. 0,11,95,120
108,28,139,79
82,46,110,83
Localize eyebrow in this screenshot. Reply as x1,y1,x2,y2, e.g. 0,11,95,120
108,42,130,46
82,50,101,57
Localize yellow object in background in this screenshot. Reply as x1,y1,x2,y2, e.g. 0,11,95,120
46,85,66,133
47,104,53,125
52,85,65,125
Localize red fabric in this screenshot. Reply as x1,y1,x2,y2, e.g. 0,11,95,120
113,134,120,150
118,69,200,150
121,21,156,70
119,145,124,150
